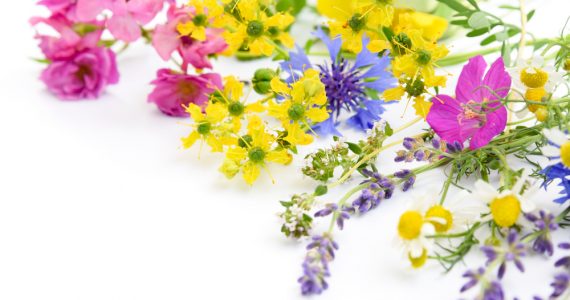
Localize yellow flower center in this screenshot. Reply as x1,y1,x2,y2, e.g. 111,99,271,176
535,107,549,122
489,194,521,227
398,211,424,240
425,205,453,233
520,68,548,88
560,142,570,168
408,248,428,268
525,87,547,112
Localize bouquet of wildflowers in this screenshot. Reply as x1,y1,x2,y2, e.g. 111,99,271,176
31,0,570,298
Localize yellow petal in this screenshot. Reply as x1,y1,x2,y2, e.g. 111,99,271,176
249,38,275,57
245,102,266,113
191,26,207,41
224,76,244,100
367,39,389,53
316,0,354,20
176,22,194,36
270,77,290,95
284,123,314,146
306,107,329,123
226,146,247,161
278,33,295,49
383,86,406,101
267,150,293,165
186,103,205,121
205,103,227,123
412,96,432,119
219,158,240,179
181,131,201,149
243,162,261,185
206,135,223,152
266,13,294,28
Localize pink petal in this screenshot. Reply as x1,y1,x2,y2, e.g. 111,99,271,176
426,94,463,143
151,23,179,61
481,57,512,103
107,13,141,42
455,55,486,103
76,0,108,21
469,106,507,149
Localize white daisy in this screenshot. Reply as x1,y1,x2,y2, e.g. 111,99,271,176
542,128,570,168
471,171,538,228
510,56,564,92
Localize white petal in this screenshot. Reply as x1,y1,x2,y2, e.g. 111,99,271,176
542,145,561,157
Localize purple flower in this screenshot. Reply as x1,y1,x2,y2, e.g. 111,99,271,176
525,210,558,256
314,204,354,230
481,229,526,279
281,28,396,135
148,69,222,117
460,267,505,300
40,46,119,100
426,55,511,150
351,170,395,214
298,234,338,295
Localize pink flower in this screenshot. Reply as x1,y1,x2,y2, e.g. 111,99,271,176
37,0,105,22
30,14,103,60
152,5,227,71
106,0,167,42
148,69,222,117
40,46,119,100
426,55,512,150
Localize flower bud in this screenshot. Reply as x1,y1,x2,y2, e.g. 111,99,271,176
564,58,570,72
252,68,276,94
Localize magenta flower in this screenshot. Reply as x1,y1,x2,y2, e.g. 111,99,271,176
426,55,511,150
30,14,104,60
148,69,222,117
152,5,227,71
106,0,168,42
37,0,106,22
40,46,119,100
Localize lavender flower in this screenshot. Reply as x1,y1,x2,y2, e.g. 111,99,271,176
481,230,527,279
394,137,435,163
394,169,416,192
298,234,338,295
314,204,354,230
525,210,558,256
352,170,395,214
460,267,505,300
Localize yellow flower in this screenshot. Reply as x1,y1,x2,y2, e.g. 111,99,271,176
222,115,292,185
392,30,448,83
392,9,448,42
328,6,374,53
212,76,266,132
181,102,236,153
316,0,354,20
222,0,295,56
177,0,224,41
268,69,329,146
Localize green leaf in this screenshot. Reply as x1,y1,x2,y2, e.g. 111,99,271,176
314,185,328,196
498,5,519,10
527,9,536,22
437,0,470,13
280,201,292,207
466,0,479,10
450,19,469,26
466,28,490,37
31,58,51,64
381,26,394,41
346,142,362,154
276,0,306,16
384,122,393,136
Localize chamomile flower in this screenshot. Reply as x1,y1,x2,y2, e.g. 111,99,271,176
511,56,563,91
422,190,484,234
212,76,265,132
221,115,293,185
542,128,570,168
396,192,436,268
472,172,538,228
182,102,236,153
268,69,329,146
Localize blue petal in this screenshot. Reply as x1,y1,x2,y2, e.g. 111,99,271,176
312,117,342,137
346,100,390,131
313,27,341,62
362,55,392,78
363,76,397,93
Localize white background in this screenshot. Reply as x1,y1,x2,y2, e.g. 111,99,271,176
0,1,569,299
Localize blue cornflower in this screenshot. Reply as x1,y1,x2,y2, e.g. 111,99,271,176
542,163,570,204
280,28,396,136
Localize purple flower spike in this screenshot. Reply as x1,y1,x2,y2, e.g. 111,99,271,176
298,234,338,296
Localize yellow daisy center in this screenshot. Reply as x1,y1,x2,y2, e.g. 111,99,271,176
425,205,453,233
398,211,424,240
525,87,547,112
560,142,570,168
489,194,521,227
520,68,548,88
535,108,549,122
408,248,428,268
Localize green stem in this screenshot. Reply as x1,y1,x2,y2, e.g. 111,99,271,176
440,163,455,205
